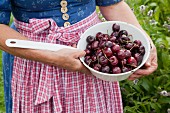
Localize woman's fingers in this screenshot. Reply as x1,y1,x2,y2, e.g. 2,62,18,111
128,73,142,80
128,46,158,80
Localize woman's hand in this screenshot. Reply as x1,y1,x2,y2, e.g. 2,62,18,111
128,44,158,80
49,48,92,75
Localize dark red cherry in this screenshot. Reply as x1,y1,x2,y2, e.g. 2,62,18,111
139,45,145,55
105,41,114,48
125,43,134,50
111,44,121,53
134,40,142,46
95,49,103,58
103,47,113,57
121,59,127,67
134,53,143,65
112,67,121,74
101,34,109,41
118,30,128,37
91,55,97,62
122,67,129,73
96,32,103,41
84,49,91,55
86,44,92,50
109,36,116,42
84,56,92,65
112,23,120,32
86,35,95,43
91,41,99,50
127,57,137,67
117,50,126,60
99,56,109,66
99,41,106,48
93,63,102,71
124,50,131,58
110,32,119,37
109,56,118,66
101,66,110,73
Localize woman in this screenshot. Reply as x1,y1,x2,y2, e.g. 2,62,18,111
0,0,157,112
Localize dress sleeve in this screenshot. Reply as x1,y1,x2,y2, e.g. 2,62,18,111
0,0,11,25
96,0,122,6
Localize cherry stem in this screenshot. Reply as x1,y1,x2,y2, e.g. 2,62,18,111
102,49,112,62
130,43,138,51
128,34,133,40
88,60,92,66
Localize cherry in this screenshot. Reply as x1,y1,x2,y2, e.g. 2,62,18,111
134,40,142,46
122,67,129,73
93,63,102,71
117,50,126,60
118,30,128,37
118,36,130,44
102,66,110,73
91,55,97,62
121,59,127,67
95,49,103,58
111,44,120,53
139,45,145,55
96,32,103,41
127,57,137,67
134,53,143,65
103,47,113,57
99,56,109,66
125,43,134,50
110,32,119,37
105,41,114,48
86,35,95,43
109,36,116,42
101,34,109,41
86,44,92,50
84,56,92,66
112,67,121,74
112,23,120,32
91,41,99,50
124,50,131,58
99,40,106,48
109,56,118,66
84,49,91,55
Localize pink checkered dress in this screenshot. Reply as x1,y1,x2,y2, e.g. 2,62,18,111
12,11,123,113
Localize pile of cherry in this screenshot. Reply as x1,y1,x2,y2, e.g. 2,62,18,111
84,23,145,74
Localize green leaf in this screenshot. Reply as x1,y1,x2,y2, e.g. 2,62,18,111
149,2,157,7
141,78,152,92
154,6,161,21
141,96,151,102
158,97,170,103
150,103,161,112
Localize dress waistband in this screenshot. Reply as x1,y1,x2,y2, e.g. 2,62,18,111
14,11,101,43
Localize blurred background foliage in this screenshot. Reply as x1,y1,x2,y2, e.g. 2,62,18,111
120,0,170,113
0,0,170,112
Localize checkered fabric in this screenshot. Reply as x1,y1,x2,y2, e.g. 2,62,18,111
12,11,123,113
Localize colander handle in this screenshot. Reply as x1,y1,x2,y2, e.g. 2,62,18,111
5,39,79,51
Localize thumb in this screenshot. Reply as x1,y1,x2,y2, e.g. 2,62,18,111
74,50,86,58
145,56,151,67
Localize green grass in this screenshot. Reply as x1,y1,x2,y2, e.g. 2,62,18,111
0,50,5,112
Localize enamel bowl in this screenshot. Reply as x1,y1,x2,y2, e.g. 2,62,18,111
77,21,150,82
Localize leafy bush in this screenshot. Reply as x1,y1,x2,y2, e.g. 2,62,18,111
120,0,170,113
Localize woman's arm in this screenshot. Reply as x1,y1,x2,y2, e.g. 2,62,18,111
99,1,158,80
0,24,91,74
